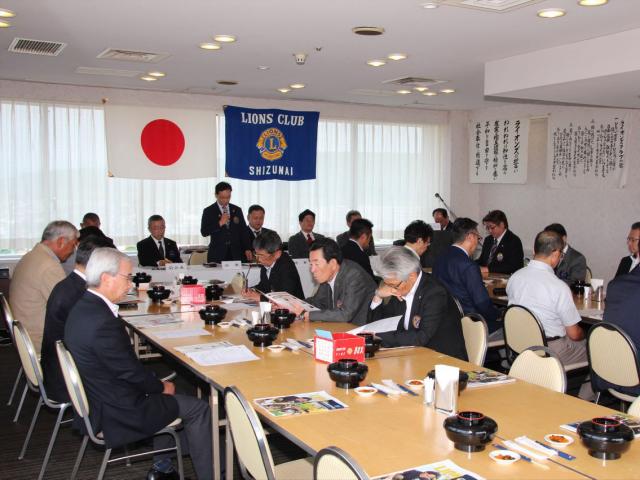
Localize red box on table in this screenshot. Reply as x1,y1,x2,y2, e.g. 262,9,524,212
314,332,365,363
180,284,206,304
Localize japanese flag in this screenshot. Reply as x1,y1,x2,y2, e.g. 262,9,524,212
105,104,217,180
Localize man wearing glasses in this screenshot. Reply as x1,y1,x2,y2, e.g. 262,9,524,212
368,247,467,360
614,222,640,278
477,210,523,275
242,230,304,300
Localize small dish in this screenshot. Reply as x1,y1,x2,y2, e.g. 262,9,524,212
405,379,425,390
217,322,231,329
267,344,285,353
354,386,378,397
489,449,520,464
544,433,574,447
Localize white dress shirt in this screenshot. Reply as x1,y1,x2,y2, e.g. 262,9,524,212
630,254,640,273
506,259,581,338
88,289,120,318
73,269,87,281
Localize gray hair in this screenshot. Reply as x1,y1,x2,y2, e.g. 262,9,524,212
41,220,78,242
85,247,131,287
253,230,282,254
377,246,421,281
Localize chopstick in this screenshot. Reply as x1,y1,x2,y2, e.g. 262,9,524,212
491,443,549,470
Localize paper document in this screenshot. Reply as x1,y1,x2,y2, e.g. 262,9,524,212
125,314,183,328
348,315,401,335
374,459,484,480
264,291,319,311
153,328,211,339
175,341,233,353
180,344,259,366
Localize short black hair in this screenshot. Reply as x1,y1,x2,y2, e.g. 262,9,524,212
345,210,361,223
403,220,433,244
483,210,509,228
452,217,478,244
147,214,164,227
432,208,448,218
82,212,100,224
215,181,232,194
545,223,567,238
298,209,316,223
349,218,373,239
76,235,115,266
309,237,342,264
248,204,265,215
253,230,282,254
632,222,640,231
534,230,563,256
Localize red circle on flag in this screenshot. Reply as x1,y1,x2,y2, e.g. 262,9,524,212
140,119,185,166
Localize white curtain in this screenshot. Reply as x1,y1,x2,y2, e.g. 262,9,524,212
0,100,448,252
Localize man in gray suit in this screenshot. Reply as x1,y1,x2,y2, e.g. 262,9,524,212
290,238,376,325
287,209,325,258
545,223,587,284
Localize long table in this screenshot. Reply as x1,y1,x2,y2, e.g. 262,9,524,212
123,300,639,480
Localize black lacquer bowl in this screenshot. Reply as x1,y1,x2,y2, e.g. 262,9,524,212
443,411,498,452
271,309,296,329
133,272,152,287
199,304,227,325
327,358,369,389
246,323,279,347
147,285,171,302
427,370,469,394
357,333,382,358
577,417,634,460
181,275,198,285
205,284,224,301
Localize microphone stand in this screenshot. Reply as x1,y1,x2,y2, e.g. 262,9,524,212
435,193,458,221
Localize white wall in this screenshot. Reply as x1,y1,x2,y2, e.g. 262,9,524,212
449,104,640,284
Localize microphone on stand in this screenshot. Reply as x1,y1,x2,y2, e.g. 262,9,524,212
434,193,457,220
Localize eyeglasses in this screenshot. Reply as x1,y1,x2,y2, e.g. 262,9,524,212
254,251,274,259
117,273,133,282
383,279,403,290
471,231,483,242
627,237,640,243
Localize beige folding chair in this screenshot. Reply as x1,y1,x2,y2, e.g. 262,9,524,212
224,386,313,480
461,314,488,366
188,250,207,266
55,341,184,480
1,292,26,422
314,446,369,480
451,296,465,318
503,305,546,363
587,323,640,405
12,321,73,480
509,346,567,393
628,397,640,418
585,266,593,283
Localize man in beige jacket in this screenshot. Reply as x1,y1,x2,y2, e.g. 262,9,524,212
9,220,78,352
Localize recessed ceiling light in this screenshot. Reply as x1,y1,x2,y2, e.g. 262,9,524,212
396,89,412,95
367,59,386,67
537,8,566,18
421,2,440,8
199,42,221,50
257,65,270,70
352,26,385,36
0,20,10,27
277,88,291,93
387,53,407,61
214,34,236,43
0,8,15,18
578,0,608,5
440,88,455,94
140,76,157,82
147,71,165,78
290,83,305,89
423,91,438,96
414,86,429,92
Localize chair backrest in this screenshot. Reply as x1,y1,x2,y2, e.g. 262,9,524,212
224,386,275,480
0,292,16,343
314,446,369,480
503,305,546,360
509,346,566,393
585,266,593,283
451,296,465,318
587,323,640,389
628,397,640,418
188,251,207,266
461,314,488,366
12,321,44,390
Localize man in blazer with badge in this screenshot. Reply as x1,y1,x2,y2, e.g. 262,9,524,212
477,210,524,275
242,204,276,262
370,247,467,360
137,215,183,267
290,238,376,326
287,209,325,259
201,181,250,263
544,223,587,284
615,221,640,278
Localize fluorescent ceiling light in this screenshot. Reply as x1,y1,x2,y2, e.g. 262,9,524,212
257,65,270,70
0,8,15,17
277,88,291,93
537,8,566,18
421,2,440,8
396,90,412,94
367,59,386,67
414,87,428,92
140,76,157,81
440,88,455,94
214,34,236,43
147,71,165,77
199,43,221,50
0,20,10,27
290,83,305,89
578,0,608,5
388,53,407,61
423,91,437,96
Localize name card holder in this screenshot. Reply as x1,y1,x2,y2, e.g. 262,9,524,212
293,258,310,267
166,263,187,271
221,260,242,270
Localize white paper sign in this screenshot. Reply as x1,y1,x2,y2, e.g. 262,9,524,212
166,263,187,271
221,260,242,270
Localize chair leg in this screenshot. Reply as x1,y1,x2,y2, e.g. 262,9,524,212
19,397,43,459
37,405,68,480
71,436,89,480
172,430,184,480
124,445,132,467
12,382,28,423
7,367,23,406
594,391,601,405
97,448,112,480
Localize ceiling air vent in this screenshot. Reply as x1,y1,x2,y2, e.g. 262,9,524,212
75,66,143,77
383,76,446,88
9,37,67,56
440,0,544,12
96,48,170,63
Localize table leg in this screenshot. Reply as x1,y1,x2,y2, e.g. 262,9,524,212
225,421,233,480
210,386,221,480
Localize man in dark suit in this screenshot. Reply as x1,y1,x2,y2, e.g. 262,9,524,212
78,212,115,246
201,181,249,263
433,218,501,334
340,218,375,279
432,208,452,231
614,221,640,278
287,209,325,259
290,238,376,325
370,247,467,360
477,210,523,275
137,215,183,267
336,210,376,256
243,230,304,300
64,248,213,479
242,204,276,262
402,220,433,265
544,223,587,284
41,235,114,402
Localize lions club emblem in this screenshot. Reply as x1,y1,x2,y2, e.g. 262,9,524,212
257,128,287,161
496,253,504,262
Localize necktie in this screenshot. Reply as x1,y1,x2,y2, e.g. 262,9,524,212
158,241,165,259
254,229,261,238
306,233,313,246
488,238,498,263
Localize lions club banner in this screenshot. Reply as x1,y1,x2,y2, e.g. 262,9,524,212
224,105,319,181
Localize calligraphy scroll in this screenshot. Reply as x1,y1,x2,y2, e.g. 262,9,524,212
547,111,630,189
468,118,529,184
